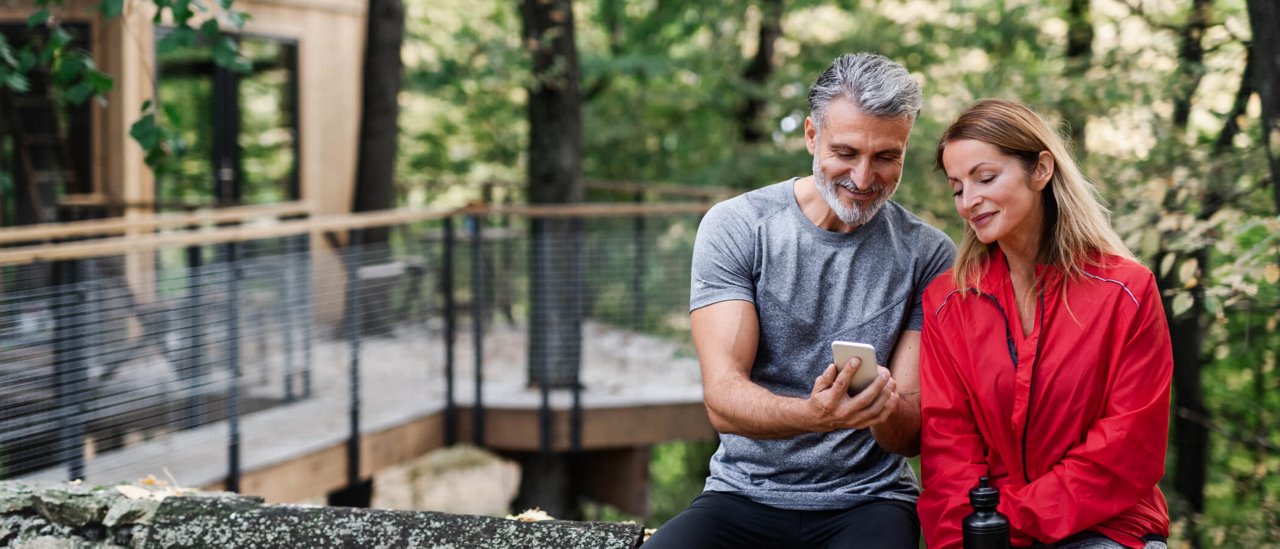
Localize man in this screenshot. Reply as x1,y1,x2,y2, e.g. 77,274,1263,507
645,53,955,548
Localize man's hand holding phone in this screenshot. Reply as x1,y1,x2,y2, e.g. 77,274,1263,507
831,341,880,395
807,341,901,432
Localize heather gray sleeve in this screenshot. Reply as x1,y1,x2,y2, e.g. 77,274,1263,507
906,230,957,330
690,201,756,312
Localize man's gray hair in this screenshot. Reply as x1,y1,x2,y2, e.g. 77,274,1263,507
807,53,922,128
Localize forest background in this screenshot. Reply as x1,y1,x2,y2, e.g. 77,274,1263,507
399,0,1278,546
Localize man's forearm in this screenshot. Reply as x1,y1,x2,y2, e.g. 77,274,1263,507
706,376,820,439
870,392,921,456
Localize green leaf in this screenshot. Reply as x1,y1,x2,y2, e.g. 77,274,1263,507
0,40,16,68
65,80,94,104
100,0,124,18
85,69,113,94
27,8,49,28
1171,293,1193,317
200,19,221,40
144,146,167,169
212,36,249,72
161,102,185,126
171,0,194,22
55,52,85,84
3,71,29,93
156,27,197,54
49,27,72,49
130,113,160,149
17,48,36,71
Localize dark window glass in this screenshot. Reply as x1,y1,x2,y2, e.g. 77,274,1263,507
154,31,299,212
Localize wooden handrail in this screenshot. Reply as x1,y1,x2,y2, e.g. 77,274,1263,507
583,179,737,199
468,202,713,218
0,201,314,245
0,201,712,266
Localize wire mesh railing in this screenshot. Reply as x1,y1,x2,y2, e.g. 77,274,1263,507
0,201,711,498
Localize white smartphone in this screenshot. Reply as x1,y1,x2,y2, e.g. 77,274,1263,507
831,341,879,395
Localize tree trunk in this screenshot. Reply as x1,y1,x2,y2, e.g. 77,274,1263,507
736,0,783,144
523,0,584,388
519,0,585,521
349,0,404,337
1160,253,1209,520
1063,0,1092,154
1161,0,1215,537
1248,0,1280,209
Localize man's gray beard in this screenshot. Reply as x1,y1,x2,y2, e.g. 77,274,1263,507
812,158,893,228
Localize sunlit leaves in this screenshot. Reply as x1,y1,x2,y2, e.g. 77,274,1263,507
212,36,251,73
129,99,188,170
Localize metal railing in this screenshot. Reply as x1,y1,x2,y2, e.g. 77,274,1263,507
0,200,713,496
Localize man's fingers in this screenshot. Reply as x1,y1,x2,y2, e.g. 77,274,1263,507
832,361,855,392
814,363,838,389
843,369,898,428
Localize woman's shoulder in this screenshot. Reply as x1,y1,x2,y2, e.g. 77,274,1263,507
923,268,959,300
1085,253,1155,281
1079,253,1159,303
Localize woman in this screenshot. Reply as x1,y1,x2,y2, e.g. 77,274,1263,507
917,99,1173,548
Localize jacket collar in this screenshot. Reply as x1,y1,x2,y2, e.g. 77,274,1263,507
972,246,1062,296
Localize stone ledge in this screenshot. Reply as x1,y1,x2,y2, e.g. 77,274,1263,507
0,481,643,548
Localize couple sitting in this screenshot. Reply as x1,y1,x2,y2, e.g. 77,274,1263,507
643,53,1172,549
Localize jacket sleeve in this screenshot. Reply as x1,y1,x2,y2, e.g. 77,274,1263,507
999,276,1173,544
919,294,989,549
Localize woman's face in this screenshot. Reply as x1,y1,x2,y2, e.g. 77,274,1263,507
940,139,1051,247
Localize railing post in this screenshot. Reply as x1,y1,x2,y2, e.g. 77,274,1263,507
52,257,86,481
469,214,485,447
532,217,552,454
281,230,298,402
345,229,364,486
225,241,242,493
632,191,646,330
299,229,314,399
185,245,206,428
442,217,457,446
571,216,584,454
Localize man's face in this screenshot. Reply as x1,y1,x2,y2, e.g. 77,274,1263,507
804,99,913,228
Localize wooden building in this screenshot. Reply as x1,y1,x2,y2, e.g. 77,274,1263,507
0,0,364,219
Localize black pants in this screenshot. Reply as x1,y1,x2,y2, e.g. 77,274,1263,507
642,491,920,549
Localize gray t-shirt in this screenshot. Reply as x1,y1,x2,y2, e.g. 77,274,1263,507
690,178,955,511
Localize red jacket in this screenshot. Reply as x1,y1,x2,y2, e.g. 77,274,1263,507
918,249,1172,548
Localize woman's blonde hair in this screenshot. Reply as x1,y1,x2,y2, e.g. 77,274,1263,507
936,99,1134,293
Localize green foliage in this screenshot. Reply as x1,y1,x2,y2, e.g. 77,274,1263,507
4,0,251,170
647,440,715,527
397,0,528,204
129,100,188,174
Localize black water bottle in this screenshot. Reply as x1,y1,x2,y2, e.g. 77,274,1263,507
962,476,1010,549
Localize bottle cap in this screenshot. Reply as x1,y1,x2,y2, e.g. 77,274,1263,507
969,476,1000,508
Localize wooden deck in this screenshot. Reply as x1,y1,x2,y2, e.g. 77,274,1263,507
20,321,715,503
